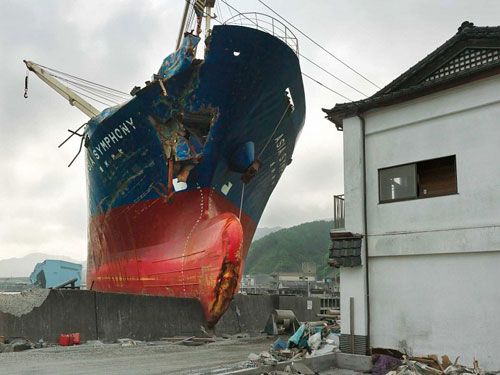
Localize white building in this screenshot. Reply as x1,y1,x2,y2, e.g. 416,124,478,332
324,22,500,369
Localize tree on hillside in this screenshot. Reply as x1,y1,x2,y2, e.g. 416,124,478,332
244,220,334,279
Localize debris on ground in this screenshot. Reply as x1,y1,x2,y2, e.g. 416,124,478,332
288,323,340,359
0,289,50,316
373,354,402,375
265,309,301,335
116,338,147,347
35,339,46,348
0,337,33,352
373,351,500,375
316,308,341,334
221,332,251,340
247,322,339,367
272,337,288,350
161,336,217,346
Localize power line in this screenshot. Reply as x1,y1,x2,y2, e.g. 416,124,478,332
299,53,368,97
215,1,224,23
225,0,234,18
219,0,356,99
219,1,367,97
182,0,353,100
302,72,352,101
256,0,381,90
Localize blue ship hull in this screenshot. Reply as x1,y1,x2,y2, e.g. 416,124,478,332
84,24,305,325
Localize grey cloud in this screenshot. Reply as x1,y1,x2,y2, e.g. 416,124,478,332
1,0,499,260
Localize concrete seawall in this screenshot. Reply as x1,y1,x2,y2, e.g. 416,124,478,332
0,290,321,343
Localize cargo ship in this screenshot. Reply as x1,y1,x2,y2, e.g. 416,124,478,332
25,2,305,326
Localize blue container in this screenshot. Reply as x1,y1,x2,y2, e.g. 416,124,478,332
29,260,82,288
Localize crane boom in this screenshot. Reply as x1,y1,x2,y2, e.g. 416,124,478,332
24,60,100,118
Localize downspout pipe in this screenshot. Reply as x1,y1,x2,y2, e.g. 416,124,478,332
358,113,371,354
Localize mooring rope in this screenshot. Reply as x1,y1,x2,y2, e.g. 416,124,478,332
238,183,245,220
257,102,291,160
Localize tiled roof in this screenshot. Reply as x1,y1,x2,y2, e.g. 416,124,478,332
323,22,500,130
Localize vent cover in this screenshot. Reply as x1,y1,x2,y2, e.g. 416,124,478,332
425,48,500,82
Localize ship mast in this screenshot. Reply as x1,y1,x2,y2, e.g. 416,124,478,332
24,60,100,118
176,1,216,50
176,1,190,50
205,1,216,38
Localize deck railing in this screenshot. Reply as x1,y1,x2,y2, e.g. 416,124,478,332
333,194,345,229
224,12,299,55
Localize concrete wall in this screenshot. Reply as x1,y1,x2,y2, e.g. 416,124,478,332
340,74,500,369
0,290,321,343
217,294,279,334
214,294,322,334
278,295,321,322
0,290,97,343
95,292,206,341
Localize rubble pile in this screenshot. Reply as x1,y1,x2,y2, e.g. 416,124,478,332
247,322,340,367
0,289,49,316
373,352,500,375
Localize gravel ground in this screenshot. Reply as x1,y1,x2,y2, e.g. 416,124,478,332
0,336,275,375
0,289,49,316
0,336,363,375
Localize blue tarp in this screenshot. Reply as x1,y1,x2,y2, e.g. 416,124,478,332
288,324,306,348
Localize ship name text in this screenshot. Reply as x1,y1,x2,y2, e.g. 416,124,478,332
86,117,136,171
270,133,287,185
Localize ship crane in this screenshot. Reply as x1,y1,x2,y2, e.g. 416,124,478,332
23,60,100,118
25,1,217,119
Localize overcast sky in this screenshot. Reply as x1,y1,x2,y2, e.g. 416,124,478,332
1,0,499,261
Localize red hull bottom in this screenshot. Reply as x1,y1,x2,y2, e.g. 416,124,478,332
87,188,256,326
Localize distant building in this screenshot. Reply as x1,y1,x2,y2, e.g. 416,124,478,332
239,273,274,294
272,271,316,283
30,260,82,288
324,22,500,369
0,277,32,292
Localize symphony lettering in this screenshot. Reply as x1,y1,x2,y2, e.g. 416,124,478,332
86,117,136,171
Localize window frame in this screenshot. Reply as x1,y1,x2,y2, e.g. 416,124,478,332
378,155,458,204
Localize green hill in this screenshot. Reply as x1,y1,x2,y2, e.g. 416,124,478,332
244,220,335,279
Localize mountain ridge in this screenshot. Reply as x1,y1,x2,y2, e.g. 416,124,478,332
0,253,85,277
244,220,334,279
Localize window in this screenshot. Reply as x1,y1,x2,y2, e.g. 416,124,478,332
379,155,457,203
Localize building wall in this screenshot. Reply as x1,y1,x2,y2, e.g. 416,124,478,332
341,74,500,367
338,115,369,353
369,251,500,368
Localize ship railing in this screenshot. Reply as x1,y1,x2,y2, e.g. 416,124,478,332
224,12,299,56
